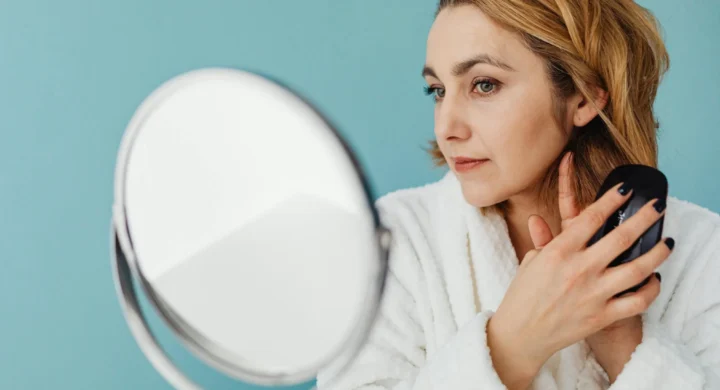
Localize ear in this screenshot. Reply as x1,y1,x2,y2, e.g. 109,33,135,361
572,87,609,128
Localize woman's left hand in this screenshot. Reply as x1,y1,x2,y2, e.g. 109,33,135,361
528,152,654,383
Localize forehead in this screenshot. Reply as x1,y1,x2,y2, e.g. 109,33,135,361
426,5,526,71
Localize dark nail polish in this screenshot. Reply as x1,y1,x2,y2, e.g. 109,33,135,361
618,182,632,195
664,237,675,250
653,199,667,213
655,272,662,282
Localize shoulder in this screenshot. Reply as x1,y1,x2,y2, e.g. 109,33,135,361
661,197,720,318
667,196,720,227
665,196,720,254
374,172,457,228
371,173,462,288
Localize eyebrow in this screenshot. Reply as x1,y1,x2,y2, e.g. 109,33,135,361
422,53,515,79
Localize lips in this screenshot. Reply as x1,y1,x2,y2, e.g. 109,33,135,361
453,157,489,172
454,157,484,164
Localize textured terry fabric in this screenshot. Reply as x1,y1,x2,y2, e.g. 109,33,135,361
317,172,720,390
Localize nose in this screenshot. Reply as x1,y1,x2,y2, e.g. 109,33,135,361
435,97,472,142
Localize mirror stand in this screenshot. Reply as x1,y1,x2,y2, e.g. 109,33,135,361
112,224,202,390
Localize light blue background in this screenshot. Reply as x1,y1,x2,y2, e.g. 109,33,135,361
0,1,717,389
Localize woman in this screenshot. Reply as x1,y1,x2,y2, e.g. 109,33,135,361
318,1,719,389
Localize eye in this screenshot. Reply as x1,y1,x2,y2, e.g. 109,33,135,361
424,86,445,101
473,78,499,95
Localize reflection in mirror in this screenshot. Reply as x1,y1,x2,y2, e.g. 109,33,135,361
113,68,389,388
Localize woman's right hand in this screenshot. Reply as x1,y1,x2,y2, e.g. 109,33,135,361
486,181,672,384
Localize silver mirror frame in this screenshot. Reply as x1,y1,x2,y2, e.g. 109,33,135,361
110,68,392,389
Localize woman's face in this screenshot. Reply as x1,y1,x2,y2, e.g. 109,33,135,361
424,5,577,208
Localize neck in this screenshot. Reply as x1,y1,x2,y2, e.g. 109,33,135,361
503,191,561,263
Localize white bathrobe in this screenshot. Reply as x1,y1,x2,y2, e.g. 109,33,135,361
316,172,720,390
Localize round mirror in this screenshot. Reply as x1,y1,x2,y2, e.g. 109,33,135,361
111,68,391,389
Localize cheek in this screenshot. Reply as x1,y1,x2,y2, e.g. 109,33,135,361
475,101,539,166
474,98,567,201
492,95,564,170
433,105,442,140
433,105,454,161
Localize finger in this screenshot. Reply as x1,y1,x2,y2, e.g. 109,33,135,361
552,182,632,251
521,248,541,265
559,152,580,225
520,248,544,268
528,214,554,249
603,272,661,323
598,237,673,298
588,198,667,267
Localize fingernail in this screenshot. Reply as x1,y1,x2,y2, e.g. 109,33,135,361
653,198,667,213
618,182,632,195
654,272,662,282
664,237,675,250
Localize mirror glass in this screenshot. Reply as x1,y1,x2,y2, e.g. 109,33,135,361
115,68,386,384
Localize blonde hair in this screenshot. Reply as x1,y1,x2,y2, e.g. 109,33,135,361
429,0,670,215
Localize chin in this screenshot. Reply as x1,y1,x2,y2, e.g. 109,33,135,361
457,179,506,209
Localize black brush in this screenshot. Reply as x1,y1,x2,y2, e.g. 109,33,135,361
586,164,668,297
